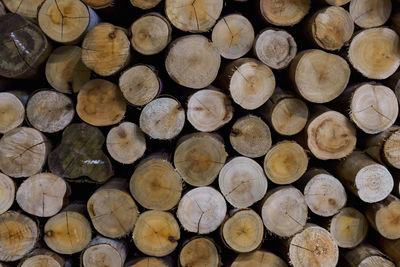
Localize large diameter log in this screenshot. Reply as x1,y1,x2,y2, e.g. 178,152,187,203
82,23,131,76
0,92,24,134
350,0,391,29
0,173,14,214
87,178,139,238
132,210,180,257
374,235,400,266
18,249,65,267
3,0,44,19
45,46,91,94
211,14,254,59
259,0,310,26
82,236,127,267
253,28,297,70
218,58,275,110
179,237,220,267
0,14,52,79
332,151,393,203
348,27,400,79
289,49,350,103
177,187,227,234
261,186,308,238
0,127,50,178
165,35,221,89
0,211,39,262
165,0,223,32
219,157,268,208
130,0,161,9
342,243,395,267
231,250,288,267
174,133,227,187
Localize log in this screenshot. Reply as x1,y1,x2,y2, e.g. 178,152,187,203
211,14,255,59
342,243,395,267
289,49,350,103
139,97,185,140
317,0,350,6
0,127,50,178
77,79,126,127
130,0,162,9
132,210,180,257
0,2,5,16
178,237,220,267
45,46,91,94
217,58,275,110
44,204,92,255
0,173,14,214
165,35,221,89
0,14,52,79
373,234,400,266
231,250,288,267
18,249,65,267
119,64,161,106
261,186,308,238
26,90,75,133
187,88,233,132
87,178,139,238
0,211,39,262
177,186,227,234
348,27,400,79
230,115,272,158
332,151,393,203
82,0,113,9
126,257,173,267
130,13,171,55
258,87,308,136
129,155,182,211
221,209,263,253
349,0,391,29
253,28,297,70
259,0,311,26
81,236,127,267
106,122,146,164
329,207,368,248
164,0,223,32
219,156,268,208
174,133,227,187
0,92,25,134
82,23,131,76
2,0,44,20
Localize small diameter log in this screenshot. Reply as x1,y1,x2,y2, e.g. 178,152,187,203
211,14,254,59
288,225,339,267
165,0,223,32
82,0,114,9
342,243,395,267
177,186,227,234
119,65,161,106
179,237,221,267
0,92,24,134
132,210,180,257
231,250,288,267
348,27,400,79
130,0,161,9
230,115,272,158
289,49,350,103
218,58,275,110
165,35,221,89
221,209,264,253
350,0,391,29
263,141,308,185
0,14,52,79
187,88,233,132
0,211,39,262
374,235,400,266
126,257,173,267
130,156,182,211
332,151,393,203
0,127,50,178
18,249,65,267
130,13,172,55
16,173,69,217
259,0,311,26
87,178,139,238
317,0,350,6
82,23,131,76
261,186,308,238
0,173,14,214
77,79,127,127
253,28,297,70
219,157,268,208
44,204,92,255
259,88,308,136
174,133,227,187
3,0,44,19
329,207,368,248
139,97,185,140
106,122,146,164
305,6,354,51
82,236,127,267
26,90,75,133
45,46,91,94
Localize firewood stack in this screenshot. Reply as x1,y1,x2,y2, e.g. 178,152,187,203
1,0,400,266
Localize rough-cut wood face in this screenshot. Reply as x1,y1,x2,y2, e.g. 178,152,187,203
3,0,45,19
350,0,392,28
83,0,114,8
260,0,311,26
0,93,24,134
179,238,220,267
0,173,15,215
130,0,162,9
231,250,288,267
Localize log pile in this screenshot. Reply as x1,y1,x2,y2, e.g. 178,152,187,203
1,0,400,266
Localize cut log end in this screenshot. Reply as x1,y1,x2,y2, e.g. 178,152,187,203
259,0,311,26
19,249,65,267
3,0,45,19
231,250,288,267
350,0,391,29
130,0,162,9
0,173,14,215
179,238,220,267
374,196,400,239
82,237,127,267
383,129,400,169
83,0,114,9
0,93,25,134
343,244,395,267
